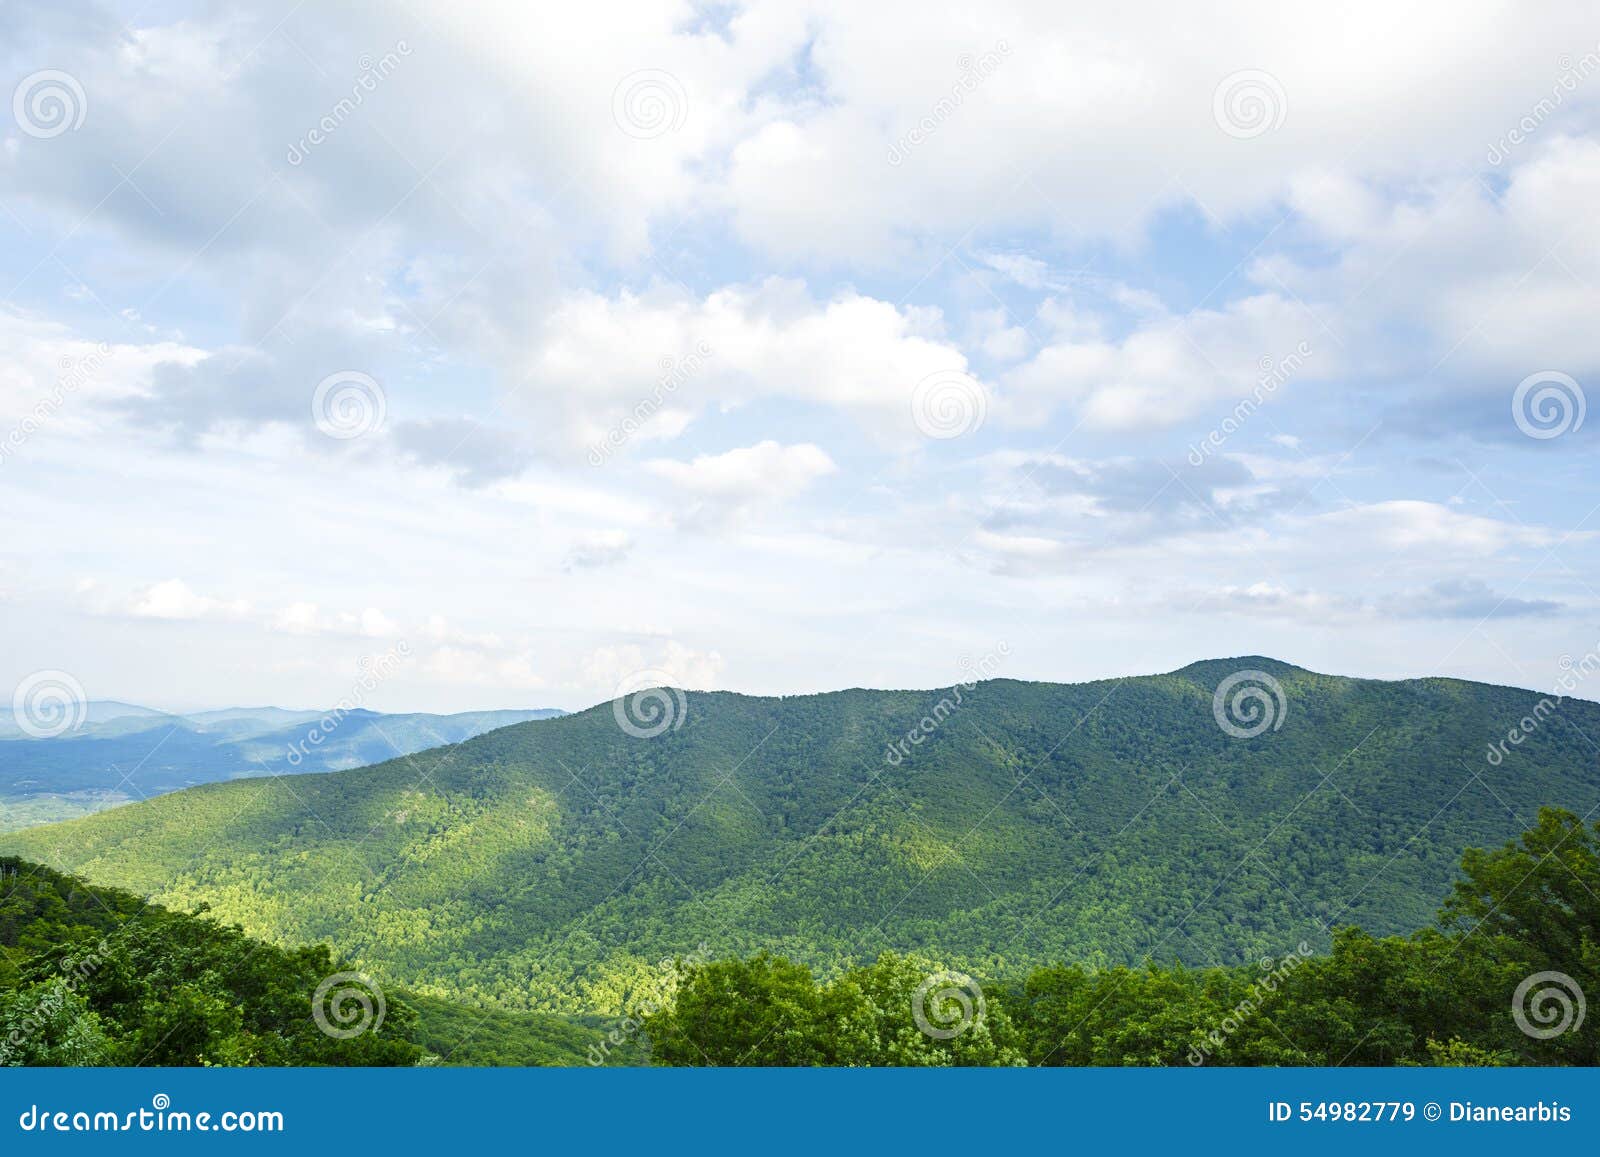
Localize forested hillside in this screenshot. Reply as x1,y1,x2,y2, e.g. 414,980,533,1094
0,857,423,1065
644,810,1600,1066
9,808,1596,1067
0,859,628,1066
4,659,1596,1016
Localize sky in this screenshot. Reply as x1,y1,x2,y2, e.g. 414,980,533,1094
2,0,1599,714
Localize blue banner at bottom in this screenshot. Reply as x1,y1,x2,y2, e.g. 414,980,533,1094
3,1067,1596,1154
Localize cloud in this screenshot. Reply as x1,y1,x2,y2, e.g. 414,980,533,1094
580,640,725,695
419,646,547,689
1269,135,1600,436
999,292,1329,430
532,279,977,452
2,2,1595,712
108,277,984,461
11,2,1596,462
394,418,532,486
271,602,401,638
1191,581,1361,620
720,2,1600,261
563,530,634,571
126,579,251,621
0,310,202,434
419,615,506,651
1168,578,1565,623
1379,578,1563,620
1312,501,1560,555
122,337,389,444
645,440,837,527
970,450,1315,560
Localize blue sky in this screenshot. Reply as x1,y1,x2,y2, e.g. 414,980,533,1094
2,1,1599,712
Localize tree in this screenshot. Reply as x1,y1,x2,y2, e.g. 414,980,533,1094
646,954,843,1065
837,953,1024,1066
0,980,111,1066
1440,808,1599,1065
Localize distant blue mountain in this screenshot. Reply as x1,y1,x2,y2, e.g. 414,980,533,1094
0,704,564,831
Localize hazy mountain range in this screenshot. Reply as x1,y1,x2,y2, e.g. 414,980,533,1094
0,702,563,831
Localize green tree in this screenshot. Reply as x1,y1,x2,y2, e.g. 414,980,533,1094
646,954,844,1065
836,953,1024,1065
0,980,111,1066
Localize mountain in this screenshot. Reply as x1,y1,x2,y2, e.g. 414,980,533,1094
169,706,330,736
225,708,569,772
0,706,564,832
0,700,164,739
5,659,1597,1017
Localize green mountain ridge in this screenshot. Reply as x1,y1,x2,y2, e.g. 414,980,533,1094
4,658,1596,1016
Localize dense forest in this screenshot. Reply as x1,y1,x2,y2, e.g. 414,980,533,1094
4,660,1596,1016
644,809,1600,1066
0,856,423,1065
0,858,624,1066
4,809,1595,1066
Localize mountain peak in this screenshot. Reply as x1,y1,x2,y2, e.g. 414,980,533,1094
1168,656,1312,682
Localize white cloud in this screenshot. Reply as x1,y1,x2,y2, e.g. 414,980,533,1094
1313,501,1560,556
1000,292,1330,430
580,640,725,695
646,440,837,498
419,646,548,689
2,2,1595,713
270,602,402,638
719,1,1600,261
529,280,977,452
272,602,323,637
419,615,506,651
645,440,837,528
126,579,251,621
0,310,202,432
